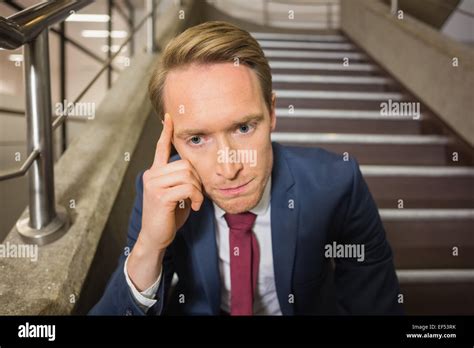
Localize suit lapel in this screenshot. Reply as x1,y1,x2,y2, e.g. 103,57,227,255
189,198,221,314
270,142,298,315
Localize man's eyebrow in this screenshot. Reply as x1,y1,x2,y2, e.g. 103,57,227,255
175,113,265,139
227,114,265,129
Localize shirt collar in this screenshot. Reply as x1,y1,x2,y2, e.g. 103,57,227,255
213,176,272,218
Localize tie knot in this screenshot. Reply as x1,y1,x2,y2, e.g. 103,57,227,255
224,212,257,232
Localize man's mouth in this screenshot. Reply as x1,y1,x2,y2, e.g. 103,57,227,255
218,178,254,196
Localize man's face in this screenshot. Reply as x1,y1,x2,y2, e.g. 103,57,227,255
163,62,276,214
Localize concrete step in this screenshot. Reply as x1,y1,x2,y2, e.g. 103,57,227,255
273,82,398,92
363,166,474,208
272,74,398,91
397,270,474,314
275,89,410,110
258,40,356,50
271,133,451,165
264,49,368,61
251,32,348,42
382,209,474,268
269,57,369,65
371,186,474,209
275,108,425,121
274,108,433,135
270,60,381,76
273,74,393,84
275,116,426,134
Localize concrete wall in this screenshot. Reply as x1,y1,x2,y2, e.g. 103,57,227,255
340,0,474,146
442,0,474,45
381,0,461,28
0,0,200,315
74,109,161,314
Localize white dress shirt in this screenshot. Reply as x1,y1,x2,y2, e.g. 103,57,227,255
124,176,282,315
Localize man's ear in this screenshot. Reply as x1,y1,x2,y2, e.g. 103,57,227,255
270,92,277,131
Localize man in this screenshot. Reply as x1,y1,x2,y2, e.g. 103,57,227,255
90,21,403,316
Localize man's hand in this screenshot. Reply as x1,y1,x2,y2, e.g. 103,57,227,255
141,112,204,248
127,113,204,291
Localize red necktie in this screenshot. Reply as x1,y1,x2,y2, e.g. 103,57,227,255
224,212,259,315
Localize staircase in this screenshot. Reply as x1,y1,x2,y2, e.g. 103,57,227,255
251,30,474,315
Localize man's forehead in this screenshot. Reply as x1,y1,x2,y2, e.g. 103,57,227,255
164,62,263,115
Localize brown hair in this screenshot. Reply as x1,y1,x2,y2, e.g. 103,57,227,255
148,21,272,118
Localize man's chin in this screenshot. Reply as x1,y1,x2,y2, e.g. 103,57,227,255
212,194,260,214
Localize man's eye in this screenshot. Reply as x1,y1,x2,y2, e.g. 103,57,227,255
238,124,252,134
190,136,202,145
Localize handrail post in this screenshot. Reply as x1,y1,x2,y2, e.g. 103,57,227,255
146,0,157,53
391,0,398,15
107,0,113,88
16,29,69,245
59,21,67,154
127,1,135,56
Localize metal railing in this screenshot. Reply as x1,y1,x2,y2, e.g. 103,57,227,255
0,0,159,245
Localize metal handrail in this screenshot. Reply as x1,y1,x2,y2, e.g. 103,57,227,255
0,149,40,181
0,5,152,133
5,0,119,72
0,0,94,187
0,0,159,245
52,3,158,130
0,0,93,49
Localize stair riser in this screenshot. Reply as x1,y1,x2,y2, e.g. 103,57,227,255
385,220,474,268
367,177,474,206
275,143,448,165
266,56,369,63
273,82,398,92
271,68,382,76
275,117,423,134
276,98,412,110
399,283,474,315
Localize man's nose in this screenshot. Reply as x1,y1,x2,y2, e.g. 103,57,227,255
216,145,243,180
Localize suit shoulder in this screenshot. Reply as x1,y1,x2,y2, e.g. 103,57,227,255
277,143,358,189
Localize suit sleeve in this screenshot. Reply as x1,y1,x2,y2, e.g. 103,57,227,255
334,158,404,315
88,171,174,315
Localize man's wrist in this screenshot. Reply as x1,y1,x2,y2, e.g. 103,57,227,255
136,228,170,255
128,234,166,292
124,256,161,312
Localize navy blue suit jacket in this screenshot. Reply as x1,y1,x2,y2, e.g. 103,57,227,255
90,142,403,315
